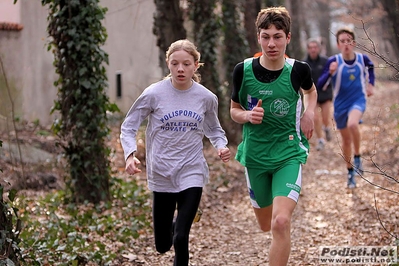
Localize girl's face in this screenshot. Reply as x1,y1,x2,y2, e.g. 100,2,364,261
258,25,290,61
337,32,355,57
167,50,198,90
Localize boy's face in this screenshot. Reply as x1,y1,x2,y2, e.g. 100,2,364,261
258,25,290,61
337,32,355,56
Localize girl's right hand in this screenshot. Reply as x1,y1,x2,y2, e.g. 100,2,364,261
126,155,142,175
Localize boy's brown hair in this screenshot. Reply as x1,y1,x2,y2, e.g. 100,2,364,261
255,6,291,36
336,28,355,43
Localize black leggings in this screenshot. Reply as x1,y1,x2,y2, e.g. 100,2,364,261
152,187,202,266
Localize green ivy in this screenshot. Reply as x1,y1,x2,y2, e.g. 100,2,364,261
187,0,221,95
221,0,249,78
0,139,22,265
18,177,151,265
41,0,119,203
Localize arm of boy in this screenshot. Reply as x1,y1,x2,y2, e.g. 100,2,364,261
366,83,374,97
230,99,264,124
301,85,317,140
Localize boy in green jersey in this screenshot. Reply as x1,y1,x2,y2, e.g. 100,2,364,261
230,6,317,266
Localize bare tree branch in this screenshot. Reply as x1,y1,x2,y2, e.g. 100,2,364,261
354,18,399,75
373,195,398,240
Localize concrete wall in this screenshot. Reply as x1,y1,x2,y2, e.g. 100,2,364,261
20,1,58,125
0,0,162,129
0,0,24,128
102,0,163,115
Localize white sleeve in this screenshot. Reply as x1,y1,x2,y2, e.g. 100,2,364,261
120,90,152,161
203,94,228,149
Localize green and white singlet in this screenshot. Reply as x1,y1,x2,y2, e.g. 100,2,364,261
236,57,310,169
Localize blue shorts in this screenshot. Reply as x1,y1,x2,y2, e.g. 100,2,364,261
334,99,366,129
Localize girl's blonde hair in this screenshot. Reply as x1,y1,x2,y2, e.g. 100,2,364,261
165,39,204,82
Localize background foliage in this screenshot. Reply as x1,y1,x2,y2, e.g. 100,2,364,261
0,141,22,266
41,0,119,204
18,177,151,265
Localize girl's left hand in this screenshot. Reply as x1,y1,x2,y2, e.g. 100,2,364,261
218,147,231,163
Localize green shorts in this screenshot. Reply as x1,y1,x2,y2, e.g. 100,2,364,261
245,160,302,208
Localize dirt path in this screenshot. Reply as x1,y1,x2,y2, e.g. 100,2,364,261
123,80,399,266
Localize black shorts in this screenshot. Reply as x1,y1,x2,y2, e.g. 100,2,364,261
317,85,333,104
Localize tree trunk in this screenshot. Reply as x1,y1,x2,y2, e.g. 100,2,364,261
286,0,304,59
222,0,249,145
263,0,285,7
43,0,113,204
188,0,220,94
317,1,332,56
153,0,187,75
379,0,399,58
244,0,261,56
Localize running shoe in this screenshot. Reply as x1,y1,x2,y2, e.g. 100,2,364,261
354,156,363,175
347,169,356,188
324,128,332,142
316,139,325,151
193,208,202,223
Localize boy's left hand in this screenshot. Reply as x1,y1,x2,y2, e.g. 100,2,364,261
300,110,314,140
366,83,374,97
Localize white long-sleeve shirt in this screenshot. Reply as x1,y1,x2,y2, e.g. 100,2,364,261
120,78,228,192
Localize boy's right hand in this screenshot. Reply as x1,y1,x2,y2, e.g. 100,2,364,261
248,99,264,124
329,62,338,75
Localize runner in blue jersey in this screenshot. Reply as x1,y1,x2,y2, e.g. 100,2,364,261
318,27,375,188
